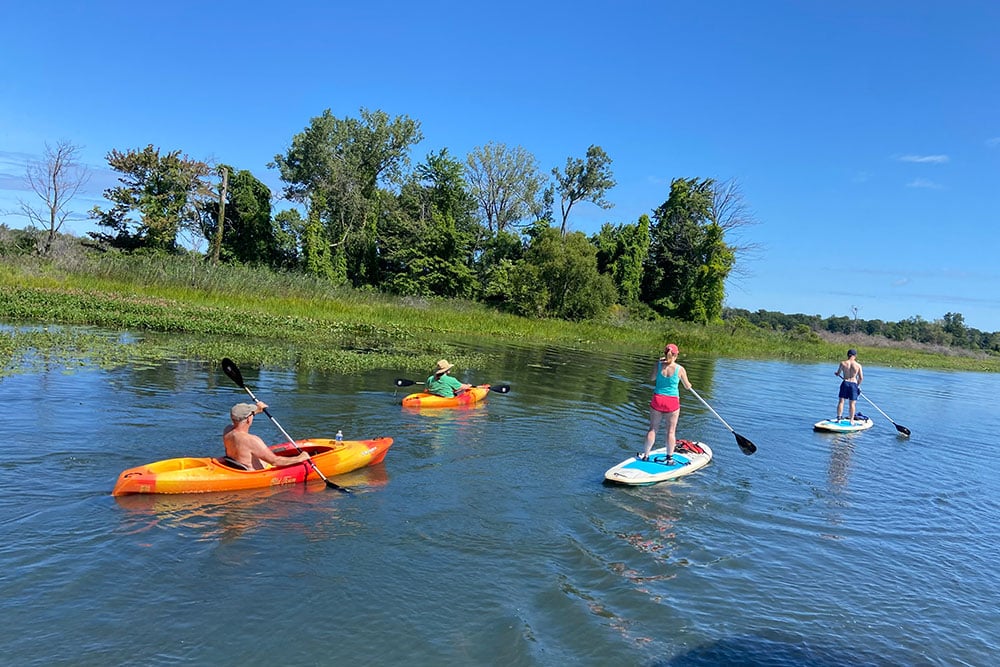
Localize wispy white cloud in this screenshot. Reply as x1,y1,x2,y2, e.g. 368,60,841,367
906,178,943,189
853,267,1000,281
897,154,949,164
0,174,30,192
987,137,1000,148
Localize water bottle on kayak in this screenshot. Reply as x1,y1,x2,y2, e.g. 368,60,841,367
336,430,343,443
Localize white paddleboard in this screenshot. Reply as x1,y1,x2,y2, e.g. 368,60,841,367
813,415,874,433
604,440,713,486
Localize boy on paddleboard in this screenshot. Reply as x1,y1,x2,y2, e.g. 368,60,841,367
835,349,864,421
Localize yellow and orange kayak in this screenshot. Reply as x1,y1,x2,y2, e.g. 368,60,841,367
401,385,491,408
112,437,392,496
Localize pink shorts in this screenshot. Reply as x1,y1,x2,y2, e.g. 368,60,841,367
650,394,680,413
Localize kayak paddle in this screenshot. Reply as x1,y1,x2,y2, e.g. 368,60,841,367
394,378,511,394
221,358,350,493
860,391,911,436
687,386,757,455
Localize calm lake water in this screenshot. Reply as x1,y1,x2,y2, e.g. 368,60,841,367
2,339,998,666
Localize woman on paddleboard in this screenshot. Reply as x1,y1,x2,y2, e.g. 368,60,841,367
639,343,693,464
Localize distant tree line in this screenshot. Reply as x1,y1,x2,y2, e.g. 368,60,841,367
724,308,1000,353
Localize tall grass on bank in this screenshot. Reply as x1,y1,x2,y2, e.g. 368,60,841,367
1,251,998,374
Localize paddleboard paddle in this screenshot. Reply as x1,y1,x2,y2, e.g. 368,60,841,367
687,386,757,455
860,391,911,436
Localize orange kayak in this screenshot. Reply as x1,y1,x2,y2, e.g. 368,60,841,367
401,385,491,408
112,437,392,496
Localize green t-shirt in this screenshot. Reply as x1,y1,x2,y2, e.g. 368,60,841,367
425,373,463,397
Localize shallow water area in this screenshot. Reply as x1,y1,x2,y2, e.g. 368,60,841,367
1,343,998,665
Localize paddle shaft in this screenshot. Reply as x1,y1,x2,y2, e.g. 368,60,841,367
687,386,757,455
860,392,911,436
395,378,510,393
688,387,734,431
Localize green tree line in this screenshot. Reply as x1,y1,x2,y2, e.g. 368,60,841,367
83,107,745,324
12,107,996,355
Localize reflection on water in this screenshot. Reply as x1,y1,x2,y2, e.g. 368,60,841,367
401,401,487,419
114,465,390,542
822,433,857,492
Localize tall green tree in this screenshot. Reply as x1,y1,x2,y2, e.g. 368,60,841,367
382,149,479,298
273,208,305,270
90,145,211,252
593,214,651,308
272,108,422,285
300,192,336,281
199,166,281,266
509,225,616,320
478,229,526,307
552,145,616,235
942,312,969,348
465,142,546,233
643,177,735,323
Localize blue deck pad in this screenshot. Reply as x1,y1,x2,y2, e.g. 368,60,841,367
814,415,873,432
627,453,691,471
826,414,870,425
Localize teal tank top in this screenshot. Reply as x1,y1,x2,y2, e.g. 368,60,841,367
653,361,681,397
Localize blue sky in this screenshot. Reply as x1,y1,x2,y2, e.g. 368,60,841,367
2,1,998,331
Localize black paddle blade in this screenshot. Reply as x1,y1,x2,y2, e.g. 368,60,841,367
489,383,511,394
735,432,757,455
221,358,245,388
394,378,416,387
895,423,911,437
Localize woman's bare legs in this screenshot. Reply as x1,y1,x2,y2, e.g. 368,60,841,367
643,409,665,458
665,409,680,457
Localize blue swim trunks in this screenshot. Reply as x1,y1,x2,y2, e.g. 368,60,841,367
838,381,860,400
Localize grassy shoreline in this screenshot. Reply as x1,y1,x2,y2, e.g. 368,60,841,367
2,257,998,376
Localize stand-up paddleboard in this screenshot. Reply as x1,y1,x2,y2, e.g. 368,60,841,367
604,440,713,486
813,414,873,433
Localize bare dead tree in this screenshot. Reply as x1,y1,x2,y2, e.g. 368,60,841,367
709,177,761,279
17,140,90,256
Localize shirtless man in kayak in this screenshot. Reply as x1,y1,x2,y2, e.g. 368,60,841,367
223,401,311,470
834,349,864,421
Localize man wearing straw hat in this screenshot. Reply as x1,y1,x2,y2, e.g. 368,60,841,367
425,359,473,398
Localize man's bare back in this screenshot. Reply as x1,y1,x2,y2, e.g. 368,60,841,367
223,401,310,470
837,359,862,383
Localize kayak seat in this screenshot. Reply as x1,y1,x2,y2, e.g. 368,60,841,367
220,456,251,471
